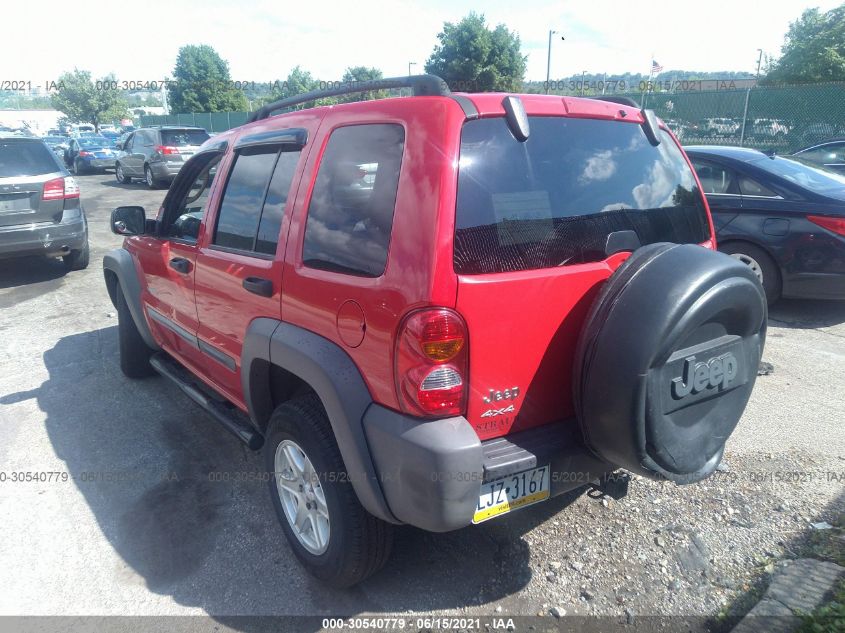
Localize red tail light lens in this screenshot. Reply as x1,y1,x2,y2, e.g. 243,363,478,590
42,177,80,200
808,215,845,237
395,308,468,417
155,145,180,155
77,150,92,157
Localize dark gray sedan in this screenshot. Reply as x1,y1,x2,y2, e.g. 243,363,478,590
0,136,89,270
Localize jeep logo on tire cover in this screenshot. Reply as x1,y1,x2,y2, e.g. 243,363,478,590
671,352,739,399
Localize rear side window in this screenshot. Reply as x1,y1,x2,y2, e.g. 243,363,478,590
161,129,210,147
0,141,59,177
454,117,710,274
213,146,301,254
302,124,405,277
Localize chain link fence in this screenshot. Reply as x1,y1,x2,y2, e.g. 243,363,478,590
140,82,845,152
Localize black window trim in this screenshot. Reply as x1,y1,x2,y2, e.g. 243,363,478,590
158,149,225,242
210,135,303,257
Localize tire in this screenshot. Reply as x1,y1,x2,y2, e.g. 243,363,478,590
115,284,155,378
144,165,161,189
573,243,767,484
73,159,85,175
115,163,131,184
264,395,393,588
62,239,89,271
719,242,781,305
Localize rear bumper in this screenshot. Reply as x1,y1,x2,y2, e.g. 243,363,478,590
82,157,116,170
150,161,185,179
0,211,87,259
363,405,611,532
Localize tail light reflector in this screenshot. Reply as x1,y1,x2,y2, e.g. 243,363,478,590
395,308,468,417
42,177,80,200
808,215,845,237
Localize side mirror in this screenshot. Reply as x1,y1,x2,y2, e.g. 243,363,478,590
111,206,146,236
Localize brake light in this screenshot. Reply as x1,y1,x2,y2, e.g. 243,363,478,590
808,215,845,237
42,177,80,200
395,308,468,417
77,150,92,157
155,145,179,155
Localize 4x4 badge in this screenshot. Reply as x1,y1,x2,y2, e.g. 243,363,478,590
672,352,738,399
481,404,515,418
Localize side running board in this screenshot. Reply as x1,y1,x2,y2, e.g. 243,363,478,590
149,353,264,450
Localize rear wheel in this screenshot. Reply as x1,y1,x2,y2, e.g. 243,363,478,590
719,242,781,305
62,240,89,271
115,163,131,184
264,395,393,587
73,159,86,175
144,165,161,189
115,284,155,378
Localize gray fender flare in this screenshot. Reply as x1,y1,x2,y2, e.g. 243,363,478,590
102,248,160,350
241,318,397,524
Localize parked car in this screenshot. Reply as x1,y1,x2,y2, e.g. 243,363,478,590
687,145,845,303
103,78,766,587
41,135,70,159
114,126,210,188
64,136,118,175
750,118,789,140
0,135,89,269
700,117,740,137
98,129,122,148
792,138,845,174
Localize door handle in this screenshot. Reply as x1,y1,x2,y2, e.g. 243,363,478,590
242,276,273,297
169,257,191,274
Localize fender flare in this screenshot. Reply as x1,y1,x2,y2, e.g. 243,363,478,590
102,248,160,351
242,319,398,524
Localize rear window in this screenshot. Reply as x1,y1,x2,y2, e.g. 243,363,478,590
161,129,210,147
0,141,60,177
454,117,709,274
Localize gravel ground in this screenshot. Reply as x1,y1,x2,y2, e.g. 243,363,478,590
0,173,843,626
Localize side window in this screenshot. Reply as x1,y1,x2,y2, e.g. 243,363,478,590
213,145,302,255
302,124,405,277
798,144,845,165
693,160,738,194
738,175,778,198
165,154,222,242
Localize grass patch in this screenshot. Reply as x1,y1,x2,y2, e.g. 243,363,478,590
796,578,845,633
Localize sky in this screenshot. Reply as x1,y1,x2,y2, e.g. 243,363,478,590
2,0,841,86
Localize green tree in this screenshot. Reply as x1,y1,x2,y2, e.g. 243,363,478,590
425,13,527,92
50,70,128,131
765,4,845,83
338,66,386,103
168,45,248,113
261,66,338,110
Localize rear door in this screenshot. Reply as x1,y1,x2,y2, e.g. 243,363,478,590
0,140,67,229
452,116,712,439
193,125,311,404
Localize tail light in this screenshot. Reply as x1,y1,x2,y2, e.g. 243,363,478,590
155,145,179,155
77,150,92,157
42,176,80,201
808,215,845,237
395,308,468,417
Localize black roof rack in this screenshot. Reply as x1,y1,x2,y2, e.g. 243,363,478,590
247,74,450,123
588,95,641,108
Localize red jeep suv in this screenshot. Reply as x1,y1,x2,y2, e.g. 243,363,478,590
103,76,767,587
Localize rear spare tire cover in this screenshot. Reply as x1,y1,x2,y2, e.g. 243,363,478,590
573,243,767,484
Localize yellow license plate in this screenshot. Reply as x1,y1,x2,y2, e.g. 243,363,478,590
472,465,550,524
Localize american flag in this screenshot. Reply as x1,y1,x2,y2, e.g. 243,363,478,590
652,60,664,74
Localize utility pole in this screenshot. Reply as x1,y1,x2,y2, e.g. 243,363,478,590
739,49,763,146
579,70,587,95
545,30,562,94
408,62,417,77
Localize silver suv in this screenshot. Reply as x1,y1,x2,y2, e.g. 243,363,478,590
0,135,89,269
114,126,210,189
